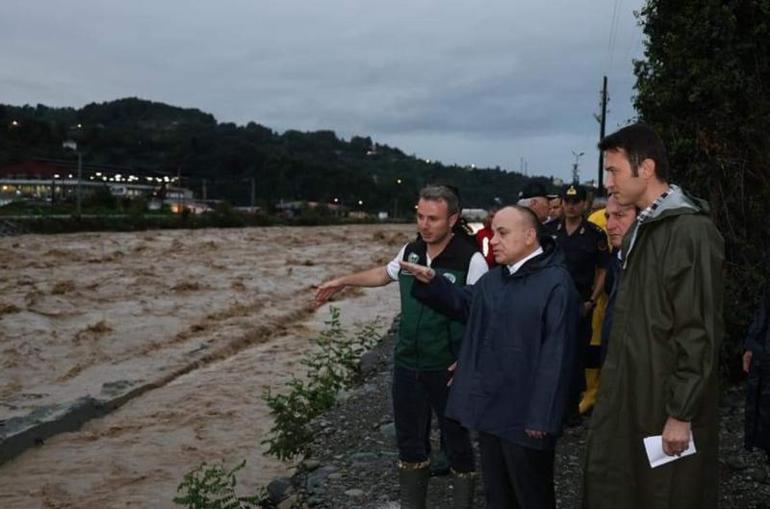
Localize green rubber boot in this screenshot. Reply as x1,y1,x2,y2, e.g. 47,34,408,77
398,460,430,509
451,471,476,509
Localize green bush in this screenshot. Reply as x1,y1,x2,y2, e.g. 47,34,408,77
173,460,267,509
261,307,382,461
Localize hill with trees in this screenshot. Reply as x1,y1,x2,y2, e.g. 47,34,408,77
0,97,552,214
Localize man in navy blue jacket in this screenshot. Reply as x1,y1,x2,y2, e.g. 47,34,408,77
401,205,580,509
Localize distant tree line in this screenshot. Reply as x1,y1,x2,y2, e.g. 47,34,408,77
0,97,550,215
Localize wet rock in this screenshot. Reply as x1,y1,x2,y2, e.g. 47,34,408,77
748,467,769,484
359,351,380,374
344,488,365,497
350,452,378,464
306,494,325,507
379,422,396,440
301,459,321,472
100,380,137,397
723,454,749,470
267,477,293,503
277,494,299,509
306,466,339,493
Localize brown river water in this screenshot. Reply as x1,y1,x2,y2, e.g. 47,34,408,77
0,224,411,508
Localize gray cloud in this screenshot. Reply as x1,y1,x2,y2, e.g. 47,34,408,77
0,0,644,180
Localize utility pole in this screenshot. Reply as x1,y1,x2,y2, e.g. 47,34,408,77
597,76,608,194
176,166,183,213
76,151,82,218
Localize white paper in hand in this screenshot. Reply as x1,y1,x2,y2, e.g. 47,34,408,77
643,435,696,468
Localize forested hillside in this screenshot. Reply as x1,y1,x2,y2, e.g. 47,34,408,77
0,98,549,212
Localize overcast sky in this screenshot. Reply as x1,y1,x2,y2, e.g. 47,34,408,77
0,0,645,182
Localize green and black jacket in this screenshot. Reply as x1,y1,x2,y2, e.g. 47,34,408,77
396,234,478,370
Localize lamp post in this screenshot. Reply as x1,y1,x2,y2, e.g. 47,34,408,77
571,150,585,184
393,178,402,219
62,139,82,218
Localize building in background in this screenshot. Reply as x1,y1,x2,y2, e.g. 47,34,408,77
0,159,193,208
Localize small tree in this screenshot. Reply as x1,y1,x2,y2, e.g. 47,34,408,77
173,460,267,509
262,307,382,460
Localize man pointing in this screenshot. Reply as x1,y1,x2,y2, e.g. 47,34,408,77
403,205,580,509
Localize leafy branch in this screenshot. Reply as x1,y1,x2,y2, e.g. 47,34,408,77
261,306,382,461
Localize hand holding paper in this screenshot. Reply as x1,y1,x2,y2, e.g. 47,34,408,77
644,435,696,468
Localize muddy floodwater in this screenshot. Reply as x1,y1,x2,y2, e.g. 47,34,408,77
0,224,412,508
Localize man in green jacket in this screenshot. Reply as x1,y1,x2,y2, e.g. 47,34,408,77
583,123,724,509
315,185,488,509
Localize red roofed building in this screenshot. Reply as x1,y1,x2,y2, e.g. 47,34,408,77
0,160,70,180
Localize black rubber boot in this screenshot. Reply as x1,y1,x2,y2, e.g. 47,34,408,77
398,461,430,509
451,471,476,509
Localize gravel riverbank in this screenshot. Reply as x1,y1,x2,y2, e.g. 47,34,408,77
279,323,770,509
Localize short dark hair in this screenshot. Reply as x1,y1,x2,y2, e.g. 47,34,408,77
598,123,669,181
419,185,460,215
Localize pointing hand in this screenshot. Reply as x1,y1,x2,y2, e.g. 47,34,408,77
314,279,344,307
398,261,435,283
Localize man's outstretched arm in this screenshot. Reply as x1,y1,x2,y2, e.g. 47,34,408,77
314,266,393,306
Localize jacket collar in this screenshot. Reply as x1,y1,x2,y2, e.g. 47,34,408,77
503,235,563,279
507,246,544,275
621,185,710,269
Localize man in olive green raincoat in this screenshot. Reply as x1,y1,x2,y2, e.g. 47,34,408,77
583,123,724,509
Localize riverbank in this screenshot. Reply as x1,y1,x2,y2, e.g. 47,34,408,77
282,329,770,508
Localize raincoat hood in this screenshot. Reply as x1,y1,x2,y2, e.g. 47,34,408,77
646,184,710,222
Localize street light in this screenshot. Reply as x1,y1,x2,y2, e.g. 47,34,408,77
394,178,403,219
62,139,83,218
62,124,84,217
571,150,585,184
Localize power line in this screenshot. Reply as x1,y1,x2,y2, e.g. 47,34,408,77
624,20,644,66
607,0,624,74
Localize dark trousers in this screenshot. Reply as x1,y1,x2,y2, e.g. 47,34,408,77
392,365,475,473
478,432,555,509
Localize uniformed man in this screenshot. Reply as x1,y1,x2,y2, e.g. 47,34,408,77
546,195,564,224
545,184,609,422
517,182,551,224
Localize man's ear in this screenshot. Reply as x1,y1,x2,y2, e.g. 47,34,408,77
640,158,656,180
448,212,459,228
526,226,538,246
